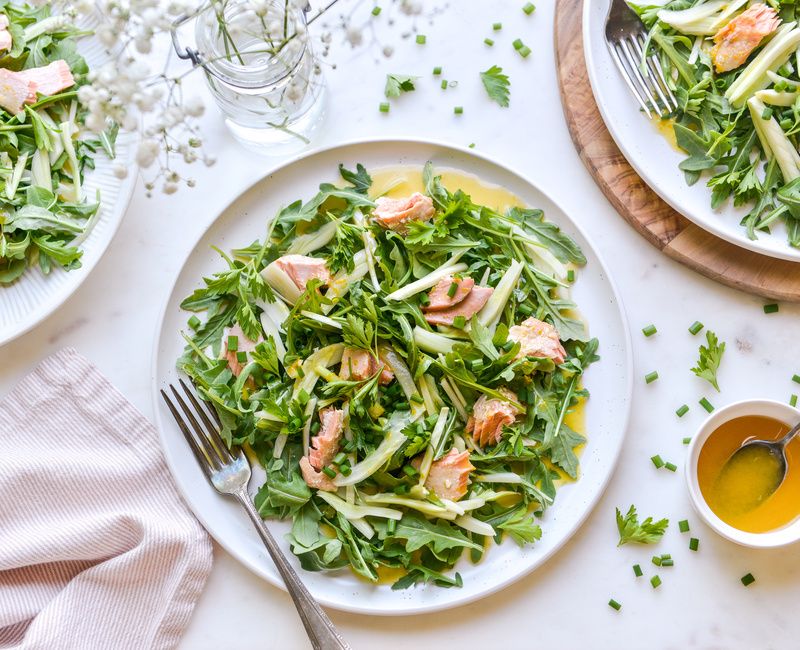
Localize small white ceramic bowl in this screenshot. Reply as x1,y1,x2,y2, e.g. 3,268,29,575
686,399,800,548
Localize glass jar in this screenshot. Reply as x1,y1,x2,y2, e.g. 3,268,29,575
189,0,327,155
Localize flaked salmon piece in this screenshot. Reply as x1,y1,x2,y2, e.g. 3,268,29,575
711,4,779,73
221,323,259,377
424,285,493,327
0,69,32,114
424,275,475,312
307,407,344,470
274,254,331,293
372,192,435,233
299,456,337,492
423,448,474,501
0,15,11,52
508,317,567,365
19,60,75,100
466,387,522,446
339,346,393,385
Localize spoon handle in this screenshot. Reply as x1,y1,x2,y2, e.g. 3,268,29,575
778,421,800,449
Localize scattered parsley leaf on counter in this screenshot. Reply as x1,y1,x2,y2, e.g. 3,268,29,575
480,65,510,107
691,330,725,392
384,74,417,98
616,505,669,546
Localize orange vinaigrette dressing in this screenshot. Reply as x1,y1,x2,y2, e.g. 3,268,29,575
698,415,800,533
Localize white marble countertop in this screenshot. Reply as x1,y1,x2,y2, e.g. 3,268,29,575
3,1,800,648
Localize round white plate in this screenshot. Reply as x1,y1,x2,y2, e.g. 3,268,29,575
152,139,633,615
0,18,137,346
584,0,800,262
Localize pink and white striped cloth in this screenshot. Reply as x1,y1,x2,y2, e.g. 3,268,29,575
0,349,212,649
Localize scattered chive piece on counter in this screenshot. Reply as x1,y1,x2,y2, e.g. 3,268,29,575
651,575,662,589
662,558,674,567
523,2,536,14
454,106,463,115
683,437,692,444
689,537,699,551
689,321,704,335
741,573,756,587
676,404,689,417
416,34,426,44
633,564,643,577
518,45,532,58
699,397,715,413
652,555,662,566
763,303,779,314
665,462,678,472
791,395,798,407
793,374,800,384
608,599,622,611
651,455,665,469
493,22,502,30
371,6,381,15
512,38,524,50
379,102,390,113
433,66,442,75
440,80,448,90
679,520,690,533
645,371,659,384
642,324,657,337
484,38,494,46
567,269,575,282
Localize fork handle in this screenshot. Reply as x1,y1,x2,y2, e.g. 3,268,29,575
235,491,351,650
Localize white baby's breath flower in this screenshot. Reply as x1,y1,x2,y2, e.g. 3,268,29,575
113,164,128,179
163,182,179,194
183,96,205,118
136,140,160,168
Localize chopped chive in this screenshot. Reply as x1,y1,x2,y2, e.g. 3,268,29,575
333,452,347,466
441,80,448,90
395,401,410,411
484,38,494,46
387,518,397,534
402,465,418,477
379,102,390,113
236,351,247,363
793,374,800,384
608,599,621,611
688,321,704,335
297,388,310,405
518,303,533,316
416,34,426,44
409,392,425,404
454,106,464,115
650,575,662,589
371,5,381,15
322,466,337,479
296,365,305,378
662,559,674,567
645,371,659,384
651,454,664,469
433,66,442,75
642,324,657,337
393,483,410,494
453,315,467,329
523,2,536,14
665,462,678,472
447,280,459,298
512,38,524,50
493,22,502,30
741,573,756,586
567,269,575,282
227,335,238,351
676,404,689,417
310,421,321,435
661,554,671,560
419,293,430,305
633,564,643,577
679,520,690,533
468,143,475,148
763,303,779,314
689,537,699,551
699,397,715,413
652,555,662,567
342,439,355,452
518,45,532,58
775,81,787,92
188,315,201,330
762,107,773,120
791,394,798,407
339,463,352,476
780,118,793,130
683,437,692,445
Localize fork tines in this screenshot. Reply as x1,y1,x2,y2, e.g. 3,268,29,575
160,379,233,477
608,33,677,119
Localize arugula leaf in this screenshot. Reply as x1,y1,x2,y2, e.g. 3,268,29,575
338,163,372,194
480,65,510,107
384,74,417,98
468,315,499,360
544,425,585,480
507,207,586,264
691,329,725,392
616,505,669,546
392,565,463,590
393,513,482,554
497,508,542,546
255,471,312,517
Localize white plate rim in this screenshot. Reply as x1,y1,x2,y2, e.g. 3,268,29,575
582,0,800,263
150,137,634,615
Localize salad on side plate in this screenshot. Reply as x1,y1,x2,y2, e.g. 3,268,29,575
177,162,598,589
0,2,115,285
632,0,800,247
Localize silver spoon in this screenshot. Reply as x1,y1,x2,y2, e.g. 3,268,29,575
721,420,800,504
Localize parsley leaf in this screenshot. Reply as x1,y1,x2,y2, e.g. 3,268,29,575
480,65,510,107
384,74,417,98
691,330,725,392
497,508,542,546
338,163,372,194
393,513,482,554
616,505,669,546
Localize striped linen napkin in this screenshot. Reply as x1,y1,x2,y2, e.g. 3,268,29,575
0,348,212,650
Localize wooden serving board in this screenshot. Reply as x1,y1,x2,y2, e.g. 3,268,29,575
554,0,800,302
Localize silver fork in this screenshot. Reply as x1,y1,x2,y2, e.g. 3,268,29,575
605,0,678,118
161,379,349,650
